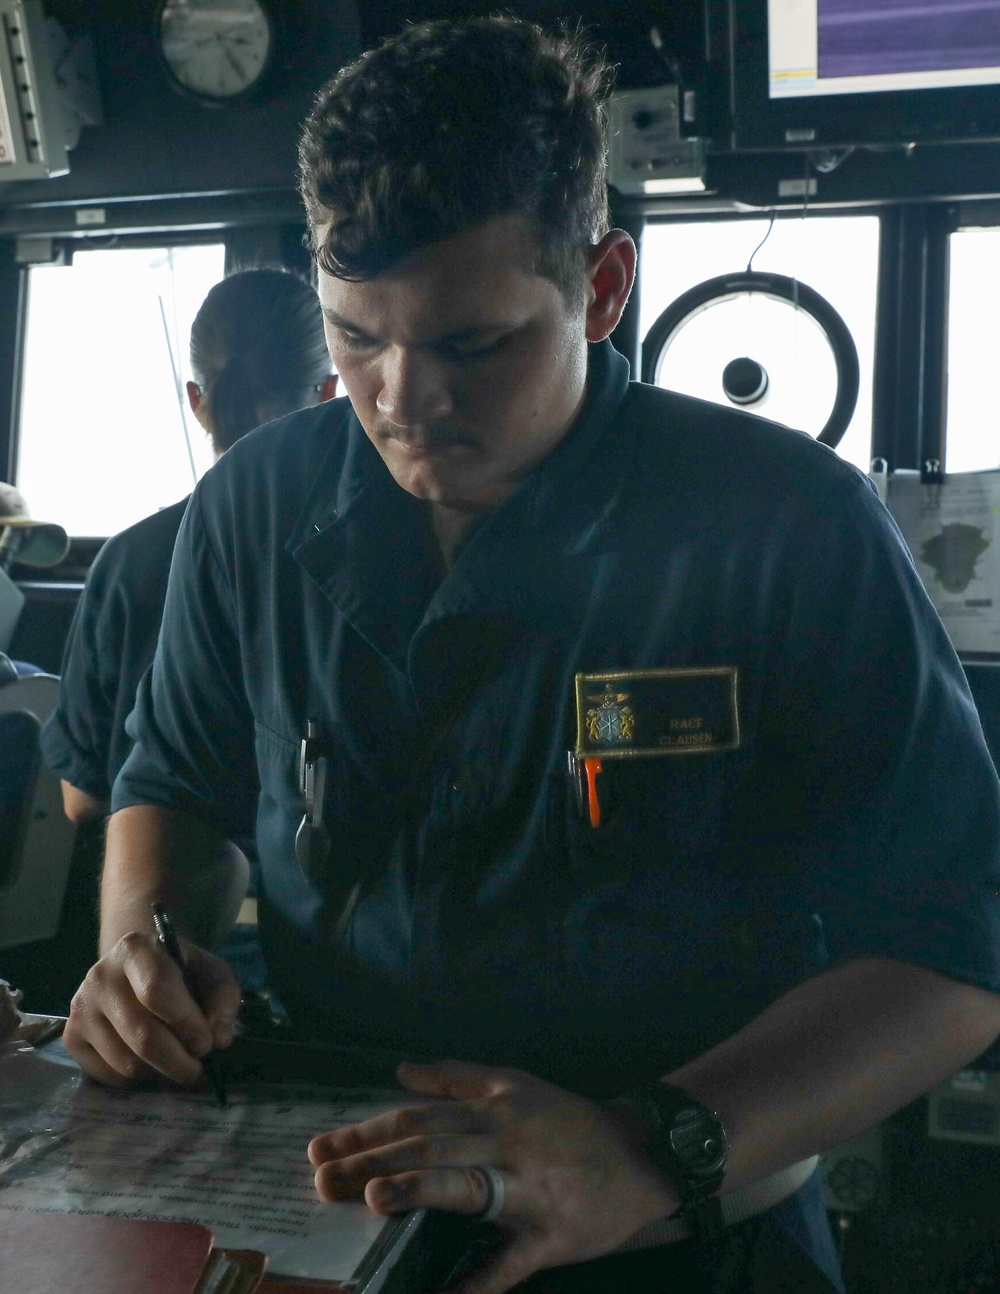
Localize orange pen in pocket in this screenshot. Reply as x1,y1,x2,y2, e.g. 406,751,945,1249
583,756,603,829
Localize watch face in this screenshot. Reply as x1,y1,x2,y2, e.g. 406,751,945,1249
669,1103,728,1176
158,0,273,103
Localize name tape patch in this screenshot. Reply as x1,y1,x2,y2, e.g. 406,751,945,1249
574,667,740,759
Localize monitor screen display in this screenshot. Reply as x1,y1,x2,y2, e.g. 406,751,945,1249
769,0,1000,100
726,0,1000,149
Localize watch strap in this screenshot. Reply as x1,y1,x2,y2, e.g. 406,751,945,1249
611,1081,728,1229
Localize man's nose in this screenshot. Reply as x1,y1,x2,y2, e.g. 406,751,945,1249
376,348,453,426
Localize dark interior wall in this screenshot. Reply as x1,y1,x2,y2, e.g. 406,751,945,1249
0,0,709,218
2,2,998,228
0,0,362,212
356,0,1000,209
356,0,709,89
9,582,78,673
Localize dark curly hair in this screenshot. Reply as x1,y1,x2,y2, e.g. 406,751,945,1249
298,16,613,296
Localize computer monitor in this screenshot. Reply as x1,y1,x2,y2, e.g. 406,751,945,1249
725,0,1000,151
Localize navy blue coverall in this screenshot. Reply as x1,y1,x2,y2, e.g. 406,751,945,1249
114,341,1000,1289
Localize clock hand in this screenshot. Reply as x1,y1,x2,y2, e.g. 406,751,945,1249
221,43,250,78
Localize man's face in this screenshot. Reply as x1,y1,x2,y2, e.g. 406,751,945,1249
317,215,590,517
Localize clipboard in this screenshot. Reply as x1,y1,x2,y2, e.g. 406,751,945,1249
0,1039,471,1292
222,1031,431,1089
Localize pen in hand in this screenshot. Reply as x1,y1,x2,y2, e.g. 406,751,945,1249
150,901,229,1108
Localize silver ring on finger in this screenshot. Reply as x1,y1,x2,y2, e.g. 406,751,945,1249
475,1165,507,1223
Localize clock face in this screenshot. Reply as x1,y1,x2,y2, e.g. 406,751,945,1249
157,0,274,103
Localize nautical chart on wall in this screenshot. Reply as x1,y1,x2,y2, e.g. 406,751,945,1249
884,469,1000,657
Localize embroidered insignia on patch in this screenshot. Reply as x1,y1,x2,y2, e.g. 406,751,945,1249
574,667,740,759
584,682,635,747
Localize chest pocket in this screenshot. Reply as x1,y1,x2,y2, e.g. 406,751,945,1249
565,752,732,883
566,664,742,881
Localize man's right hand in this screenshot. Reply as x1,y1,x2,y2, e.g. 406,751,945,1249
63,932,241,1088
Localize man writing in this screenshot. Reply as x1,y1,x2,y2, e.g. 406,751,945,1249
65,18,1000,1293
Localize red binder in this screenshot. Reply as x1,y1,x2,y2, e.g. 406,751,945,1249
0,1210,268,1293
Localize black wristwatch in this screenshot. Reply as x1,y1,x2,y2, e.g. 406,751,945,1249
610,1082,728,1233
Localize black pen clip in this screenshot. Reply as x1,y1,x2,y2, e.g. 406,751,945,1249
566,751,603,829
296,719,331,876
567,751,586,819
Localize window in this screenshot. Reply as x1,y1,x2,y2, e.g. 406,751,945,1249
638,214,880,473
16,242,226,538
946,226,1000,473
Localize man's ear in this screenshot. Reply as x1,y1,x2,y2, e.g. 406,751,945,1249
318,374,339,402
584,230,637,343
186,380,202,415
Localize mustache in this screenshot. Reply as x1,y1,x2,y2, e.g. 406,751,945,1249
379,423,468,449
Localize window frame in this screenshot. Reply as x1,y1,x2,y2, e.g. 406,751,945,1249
613,200,961,475
0,199,968,573
629,205,884,470
8,228,232,500
2,220,315,569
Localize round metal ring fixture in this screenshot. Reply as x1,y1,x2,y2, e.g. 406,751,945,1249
641,271,860,448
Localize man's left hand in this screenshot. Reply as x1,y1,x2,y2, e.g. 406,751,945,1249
307,1058,676,1294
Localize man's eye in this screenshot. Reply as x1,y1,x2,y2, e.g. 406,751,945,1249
446,335,509,361
336,331,376,351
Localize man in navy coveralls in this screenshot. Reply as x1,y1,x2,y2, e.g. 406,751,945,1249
64,17,1000,1293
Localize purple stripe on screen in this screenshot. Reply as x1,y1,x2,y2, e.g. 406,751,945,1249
815,0,1000,79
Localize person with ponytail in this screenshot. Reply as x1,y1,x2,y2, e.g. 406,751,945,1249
42,267,336,824
187,267,336,459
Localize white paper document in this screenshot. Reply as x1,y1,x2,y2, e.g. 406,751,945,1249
0,1043,415,1283
885,469,1000,655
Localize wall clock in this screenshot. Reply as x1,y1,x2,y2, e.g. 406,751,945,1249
155,0,276,106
